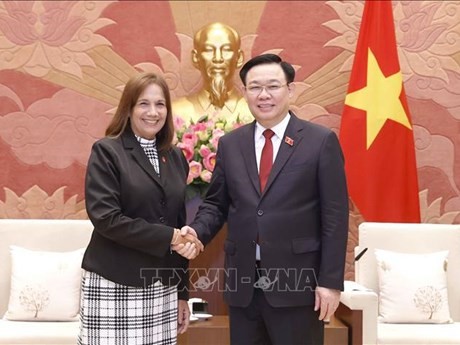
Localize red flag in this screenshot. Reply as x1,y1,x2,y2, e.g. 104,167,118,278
339,0,420,223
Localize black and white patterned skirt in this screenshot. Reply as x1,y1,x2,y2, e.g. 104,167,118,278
78,270,178,345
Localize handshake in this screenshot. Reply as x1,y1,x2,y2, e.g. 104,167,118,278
170,226,204,259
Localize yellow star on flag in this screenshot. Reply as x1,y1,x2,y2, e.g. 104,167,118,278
345,48,412,149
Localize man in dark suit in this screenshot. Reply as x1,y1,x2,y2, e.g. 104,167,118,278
178,54,349,344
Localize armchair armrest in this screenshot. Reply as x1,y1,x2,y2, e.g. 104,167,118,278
336,280,378,345
341,281,378,310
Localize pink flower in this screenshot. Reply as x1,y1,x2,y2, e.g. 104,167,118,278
187,161,202,184
182,132,198,146
212,128,225,138
177,142,194,161
199,145,212,158
191,123,207,132
172,131,178,145
200,170,212,183
205,119,216,129
210,129,225,150
174,116,185,130
203,152,217,172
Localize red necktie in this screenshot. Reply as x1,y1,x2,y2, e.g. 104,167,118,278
260,129,275,192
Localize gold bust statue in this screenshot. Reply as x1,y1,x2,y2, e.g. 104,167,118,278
172,22,252,124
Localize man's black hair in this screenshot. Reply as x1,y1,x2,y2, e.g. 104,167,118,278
239,53,295,86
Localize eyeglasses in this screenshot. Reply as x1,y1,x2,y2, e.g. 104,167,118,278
245,83,288,95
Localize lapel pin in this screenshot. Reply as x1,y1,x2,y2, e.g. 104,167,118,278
284,136,294,146
162,156,166,163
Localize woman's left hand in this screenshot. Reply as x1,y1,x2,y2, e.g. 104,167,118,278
177,299,190,334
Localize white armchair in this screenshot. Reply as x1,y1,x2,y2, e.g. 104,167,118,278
338,222,460,345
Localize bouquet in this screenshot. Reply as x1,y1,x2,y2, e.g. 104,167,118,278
174,115,244,200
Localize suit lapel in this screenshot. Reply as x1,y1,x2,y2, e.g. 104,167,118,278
122,129,163,188
158,151,169,185
239,122,260,195
263,113,303,194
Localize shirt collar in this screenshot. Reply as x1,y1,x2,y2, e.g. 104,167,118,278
255,113,291,140
135,135,156,146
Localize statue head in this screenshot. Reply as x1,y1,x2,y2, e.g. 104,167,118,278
192,22,244,108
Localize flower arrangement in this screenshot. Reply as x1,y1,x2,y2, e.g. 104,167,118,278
174,115,244,199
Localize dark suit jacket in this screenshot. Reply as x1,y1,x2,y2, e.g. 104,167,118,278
191,113,349,307
82,126,190,299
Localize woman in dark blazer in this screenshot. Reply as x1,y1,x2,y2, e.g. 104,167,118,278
78,73,203,345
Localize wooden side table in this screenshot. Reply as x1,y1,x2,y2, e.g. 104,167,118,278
178,316,230,345
325,315,349,345
178,315,348,345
